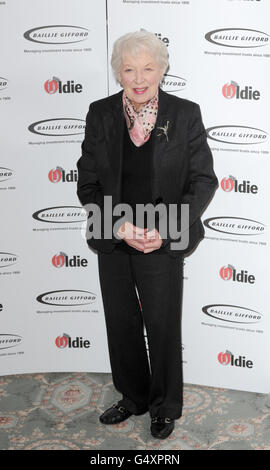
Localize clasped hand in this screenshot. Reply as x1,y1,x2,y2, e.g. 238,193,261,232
117,221,162,253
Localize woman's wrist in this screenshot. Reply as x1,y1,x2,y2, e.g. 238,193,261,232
116,222,126,239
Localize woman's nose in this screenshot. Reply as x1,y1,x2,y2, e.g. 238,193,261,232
134,72,144,84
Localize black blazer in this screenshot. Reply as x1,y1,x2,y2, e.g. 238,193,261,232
76,87,218,257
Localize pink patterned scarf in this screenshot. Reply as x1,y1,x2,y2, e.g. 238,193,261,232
122,90,158,147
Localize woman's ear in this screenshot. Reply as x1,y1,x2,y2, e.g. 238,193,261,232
117,71,122,86
159,71,165,85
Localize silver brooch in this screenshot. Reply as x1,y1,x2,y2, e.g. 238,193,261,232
157,120,169,142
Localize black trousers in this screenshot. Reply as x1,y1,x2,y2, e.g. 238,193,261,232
97,248,184,420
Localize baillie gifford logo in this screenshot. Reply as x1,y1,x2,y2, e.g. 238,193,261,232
205,28,270,48
24,25,90,45
206,125,268,145
55,333,90,349
0,167,14,183
203,216,265,236
202,304,262,325
44,77,82,94
0,77,8,91
28,118,85,137
222,81,260,100
160,74,187,93
218,350,253,368
32,206,87,224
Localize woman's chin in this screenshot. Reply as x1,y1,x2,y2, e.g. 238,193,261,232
129,92,154,109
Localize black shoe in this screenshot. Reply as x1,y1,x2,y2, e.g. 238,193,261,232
150,416,175,439
99,402,133,425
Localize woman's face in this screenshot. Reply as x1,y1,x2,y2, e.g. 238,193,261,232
118,48,163,111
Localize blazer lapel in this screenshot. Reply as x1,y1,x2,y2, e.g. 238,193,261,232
150,87,172,200
103,86,173,205
102,90,125,205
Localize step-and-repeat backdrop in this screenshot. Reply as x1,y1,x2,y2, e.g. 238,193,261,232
1,0,269,393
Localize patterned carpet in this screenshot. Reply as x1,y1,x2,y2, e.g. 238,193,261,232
0,372,270,450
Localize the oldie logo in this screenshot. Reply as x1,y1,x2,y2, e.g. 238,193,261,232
24,25,89,45
222,81,260,100
219,265,255,284
0,252,18,268
205,28,270,48
32,206,86,224
206,125,267,145
44,77,82,94
28,118,85,136
52,252,88,268
36,289,96,306
203,216,265,236
0,77,8,91
48,167,77,183
218,350,253,368
154,32,169,46
55,333,90,349
0,334,23,350
0,167,14,183
160,74,187,93
202,304,262,324
220,176,258,194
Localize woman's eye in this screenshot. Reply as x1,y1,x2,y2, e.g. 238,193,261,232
125,69,132,72
145,68,153,71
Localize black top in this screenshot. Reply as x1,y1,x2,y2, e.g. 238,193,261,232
115,122,166,255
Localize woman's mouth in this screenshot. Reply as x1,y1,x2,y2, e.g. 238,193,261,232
133,87,148,95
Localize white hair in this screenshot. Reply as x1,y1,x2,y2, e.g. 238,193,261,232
111,30,169,83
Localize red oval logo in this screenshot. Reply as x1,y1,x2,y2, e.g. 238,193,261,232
52,254,66,268
219,266,233,280
222,82,236,99
221,177,235,192
218,351,231,365
55,335,68,348
44,79,59,94
48,168,62,183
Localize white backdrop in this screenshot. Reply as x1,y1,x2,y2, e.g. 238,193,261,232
0,0,269,393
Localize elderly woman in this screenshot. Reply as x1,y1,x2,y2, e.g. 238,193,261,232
76,30,218,439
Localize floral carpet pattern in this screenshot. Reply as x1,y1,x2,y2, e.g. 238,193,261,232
0,372,270,450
